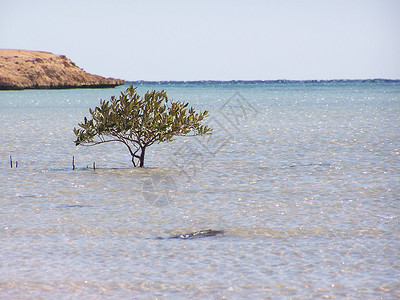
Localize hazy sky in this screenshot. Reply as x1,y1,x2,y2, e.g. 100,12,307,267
1,0,400,81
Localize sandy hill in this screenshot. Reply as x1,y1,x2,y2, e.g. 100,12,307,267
0,49,125,90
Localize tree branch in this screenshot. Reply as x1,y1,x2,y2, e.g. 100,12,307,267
78,138,123,147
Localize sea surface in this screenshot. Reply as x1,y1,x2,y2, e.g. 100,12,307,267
1,80,399,299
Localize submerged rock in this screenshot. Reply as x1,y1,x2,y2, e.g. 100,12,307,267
0,49,125,90
169,229,225,239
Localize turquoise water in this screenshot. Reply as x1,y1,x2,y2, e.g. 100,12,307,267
1,81,399,298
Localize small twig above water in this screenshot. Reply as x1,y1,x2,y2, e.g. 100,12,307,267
9,156,18,168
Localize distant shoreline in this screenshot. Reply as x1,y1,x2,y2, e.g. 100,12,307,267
127,79,400,85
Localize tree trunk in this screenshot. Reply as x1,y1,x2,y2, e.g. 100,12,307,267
128,145,146,167
139,146,146,167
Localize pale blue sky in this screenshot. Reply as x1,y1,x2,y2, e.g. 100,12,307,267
1,0,400,81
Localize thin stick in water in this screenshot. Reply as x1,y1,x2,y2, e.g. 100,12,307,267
72,156,75,170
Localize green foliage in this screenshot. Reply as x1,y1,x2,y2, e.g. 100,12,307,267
73,84,211,167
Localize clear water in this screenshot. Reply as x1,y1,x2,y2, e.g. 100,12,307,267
1,81,399,299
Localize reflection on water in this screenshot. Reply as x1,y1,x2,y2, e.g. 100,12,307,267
1,82,399,298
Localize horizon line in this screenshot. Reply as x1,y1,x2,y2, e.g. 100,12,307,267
124,78,400,84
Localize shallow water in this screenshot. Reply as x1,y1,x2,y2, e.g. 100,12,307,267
1,81,399,298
